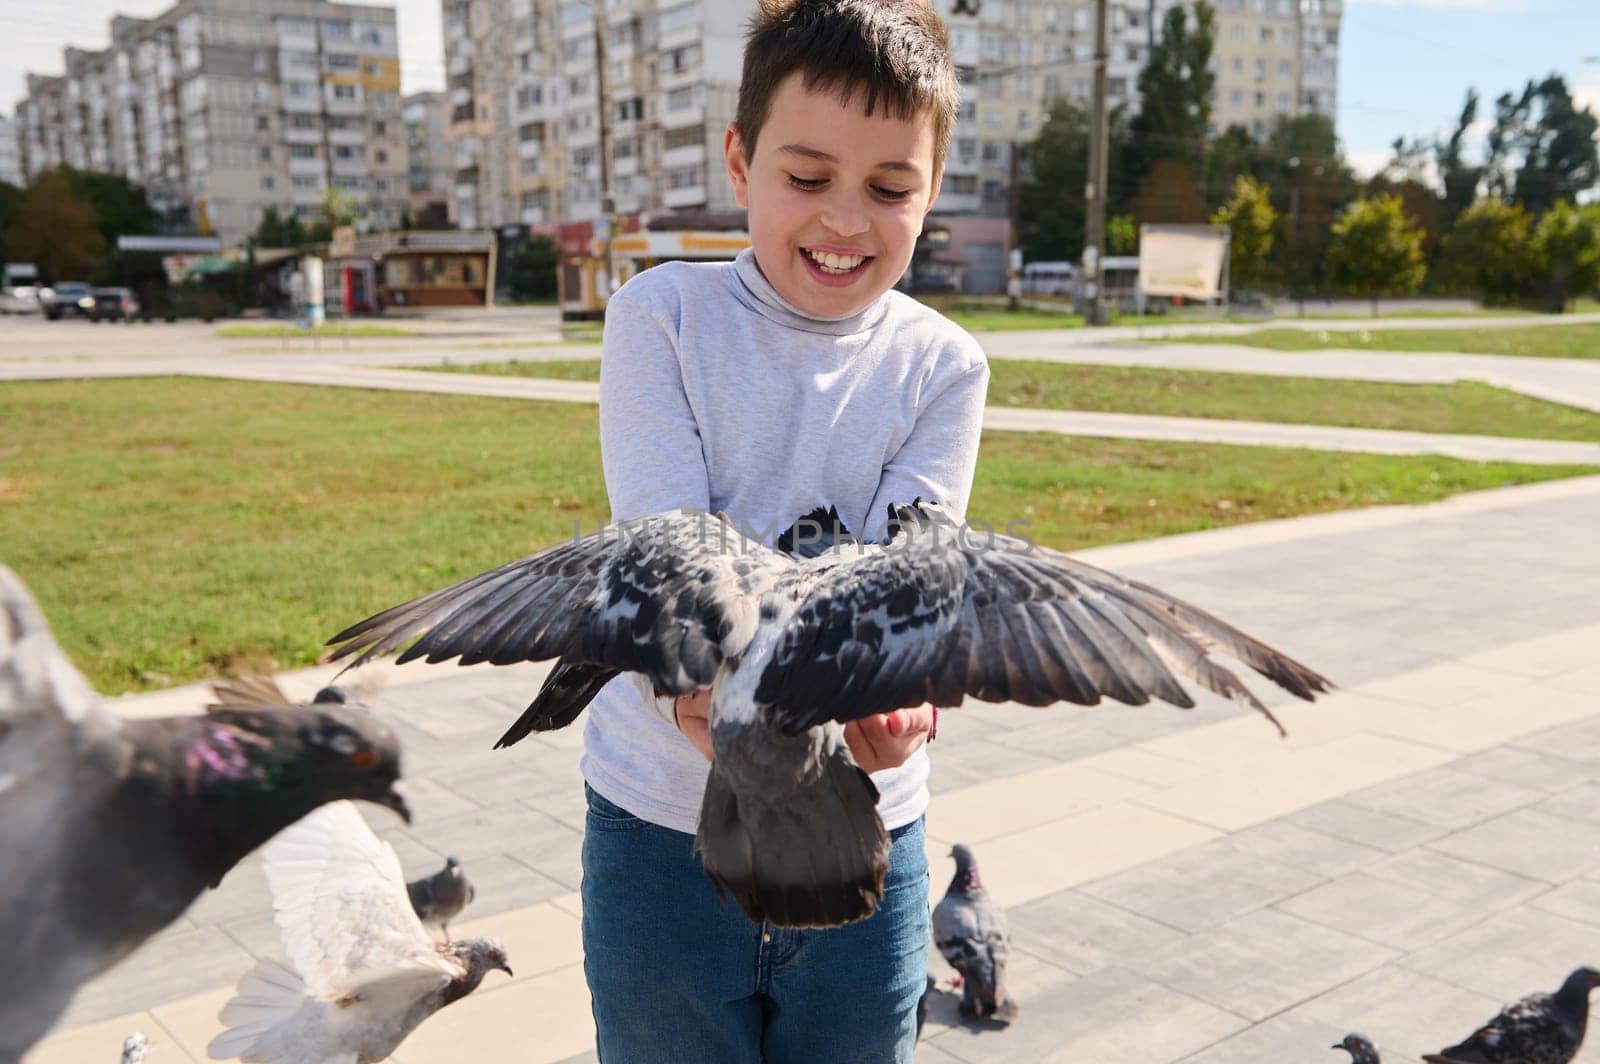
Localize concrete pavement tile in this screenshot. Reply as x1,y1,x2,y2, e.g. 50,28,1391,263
1125,908,1399,1022
376,824,449,869
945,803,1221,907
1295,965,1506,1064
29,1010,196,1064
1287,799,1449,853
507,824,585,892
924,761,1153,845
1363,849,1547,911
1529,880,1600,927
1548,663,1600,698
1070,746,1215,787
1079,839,1325,933
217,911,283,959
1537,782,1600,825
926,736,1062,795
1274,871,1483,950
986,712,1149,763
547,1052,601,1064
147,986,233,1061
1448,746,1596,793
1006,888,1188,975
929,966,1245,1064
1399,906,1600,1004
549,891,583,920
1515,717,1600,765
444,852,568,920
389,962,594,1064
1463,623,1600,679
1344,767,1543,830
452,899,584,981
524,783,593,832
405,801,573,864
58,925,254,1030
1170,1009,1357,1064
922,948,1076,1038
1427,807,1600,884
1218,820,1389,878
907,1035,969,1062
1356,662,1533,711
1137,733,1456,832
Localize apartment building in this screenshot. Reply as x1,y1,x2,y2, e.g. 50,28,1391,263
0,117,21,187
404,90,454,222
442,0,1339,228
13,0,408,245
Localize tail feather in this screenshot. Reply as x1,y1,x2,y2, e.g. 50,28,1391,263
695,741,888,929
494,659,618,748
207,959,309,1062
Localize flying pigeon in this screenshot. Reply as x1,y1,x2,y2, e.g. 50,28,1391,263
326,502,1331,929
0,564,411,1062
1423,967,1600,1064
933,844,1018,1023
407,855,476,940
1334,1033,1382,1063
206,801,512,1063
121,1033,148,1064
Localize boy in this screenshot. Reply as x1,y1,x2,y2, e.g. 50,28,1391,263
583,0,988,1058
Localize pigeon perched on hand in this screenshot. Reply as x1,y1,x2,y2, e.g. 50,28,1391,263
0,565,411,1062
933,844,1018,1023
408,855,475,940
206,801,512,1063
328,502,1330,929
1424,967,1600,1064
1333,1033,1382,1063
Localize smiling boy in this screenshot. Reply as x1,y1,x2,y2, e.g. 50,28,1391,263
581,0,988,1059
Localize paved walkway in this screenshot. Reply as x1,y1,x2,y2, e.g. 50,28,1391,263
31,475,1600,1064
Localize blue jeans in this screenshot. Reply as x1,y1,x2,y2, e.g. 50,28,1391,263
581,785,930,1063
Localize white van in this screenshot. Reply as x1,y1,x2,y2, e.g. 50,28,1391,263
1021,261,1078,296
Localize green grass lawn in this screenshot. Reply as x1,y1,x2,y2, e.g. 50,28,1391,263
1,378,1590,693
216,322,421,339
423,358,1600,441
915,296,1091,331
1167,323,1600,359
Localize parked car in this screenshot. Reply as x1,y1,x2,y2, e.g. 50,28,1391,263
38,282,96,320
0,285,39,314
90,287,141,322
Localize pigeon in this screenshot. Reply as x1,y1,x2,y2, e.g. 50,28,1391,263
933,844,1018,1023
407,855,476,940
206,800,512,1063
0,565,411,1062
326,501,1331,929
121,1032,148,1064
1334,1033,1382,1063
1424,967,1600,1064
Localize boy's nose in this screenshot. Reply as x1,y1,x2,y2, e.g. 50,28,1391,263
818,198,870,238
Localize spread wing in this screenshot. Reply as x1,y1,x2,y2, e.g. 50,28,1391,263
326,509,794,696
757,514,1330,735
0,563,119,752
262,801,454,1000
208,674,293,710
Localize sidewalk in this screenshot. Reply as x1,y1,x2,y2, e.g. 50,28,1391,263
31,475,1600,1064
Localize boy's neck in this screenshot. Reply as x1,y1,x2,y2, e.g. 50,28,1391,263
740,249,890,327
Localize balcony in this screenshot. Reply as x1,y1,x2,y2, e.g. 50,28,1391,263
661,142,704,170
662,183,706,209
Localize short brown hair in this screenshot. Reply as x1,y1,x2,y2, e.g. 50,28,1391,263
734,0,961,175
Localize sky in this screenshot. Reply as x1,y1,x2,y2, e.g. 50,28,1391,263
1,0,1597,182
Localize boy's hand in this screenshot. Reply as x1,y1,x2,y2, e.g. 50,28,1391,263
674,692,935,772
845,704,934,773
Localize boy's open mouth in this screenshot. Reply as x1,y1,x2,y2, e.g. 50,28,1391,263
801,247,873,278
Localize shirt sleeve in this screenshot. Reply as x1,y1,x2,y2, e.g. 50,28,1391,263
598,289,713,522
863,351,990,538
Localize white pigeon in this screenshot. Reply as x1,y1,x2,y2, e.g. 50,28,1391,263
120,1033,148,1064
206,802,511,1063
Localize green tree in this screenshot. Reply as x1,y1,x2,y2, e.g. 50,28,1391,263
1487,76,1600,213
1259,113,1358,295
60,167,157,248
2,171,105,280
1437,89,1484,226
1018,99,1128,262
1203,124,1267,212
1132,158,1206,227
0,180,21,264
1211,176,1276,294
1433,197,1535,305
1324,194,1426,313
1530,200,1600,311
505,234,562,302
321,186,363,231
1107,214,1137,256
1124,0,1215,194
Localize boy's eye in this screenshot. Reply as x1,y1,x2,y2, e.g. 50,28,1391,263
787,174,827,191
873,186,913,201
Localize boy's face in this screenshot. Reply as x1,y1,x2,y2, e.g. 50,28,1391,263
725,71,943,319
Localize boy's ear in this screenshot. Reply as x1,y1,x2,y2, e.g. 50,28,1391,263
725,123,751,209
924,164,944,216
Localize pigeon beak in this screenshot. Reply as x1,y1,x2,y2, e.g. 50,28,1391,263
497,962,514,977
376,783,412,825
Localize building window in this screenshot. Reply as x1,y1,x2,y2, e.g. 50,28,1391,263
981,179,1002,201
333,84,357,100
260,176,275,190
290,144,318,159
256,114,269,131
376,149,388,163
948,174,977,195
667,165,703,189
259,146,272,161
324,19,350,38
373,120,386,135
615,97,643,121
662,124,703,150
981,141,1001,162
327,53,359,71
667,86,698,111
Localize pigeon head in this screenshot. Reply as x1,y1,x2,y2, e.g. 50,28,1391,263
948,844,984,896
442,937,513,1002
162,701,409,878
1556,966,1600,1013
312,684,350,704
1331,1033,1380,1063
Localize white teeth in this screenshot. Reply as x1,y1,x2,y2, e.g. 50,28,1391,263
805,249,867,273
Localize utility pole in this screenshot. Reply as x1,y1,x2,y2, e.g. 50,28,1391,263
593,0,617,297
1083,0,1110,326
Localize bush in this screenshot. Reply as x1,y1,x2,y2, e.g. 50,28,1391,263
505,235,561,302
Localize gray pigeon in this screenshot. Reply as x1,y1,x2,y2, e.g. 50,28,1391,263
120,1032,148,1064
328,502,1330,929
1334,1033,1382,1063
407,855,476,940
0,565,412,1062
1424,967,1600,1064
207,801,511,1062
932,844,1018,1023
